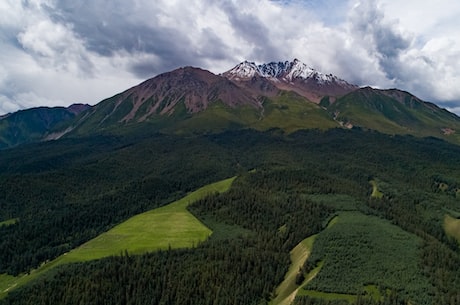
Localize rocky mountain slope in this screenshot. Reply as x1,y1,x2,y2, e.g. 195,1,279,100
1,59,460,146
61,66,263,136
222,59,358,102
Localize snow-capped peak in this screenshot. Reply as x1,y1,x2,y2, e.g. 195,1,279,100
223,60,259,80
223,59,345,84
222,59,359,102
282,59,316,81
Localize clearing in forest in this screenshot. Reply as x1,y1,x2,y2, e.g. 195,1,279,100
270,235,317,305
369,180,383,199
444,214,460,243
0,218,18,227
271,216,339,305
0,176,236,299
61,176,236,262
299,211,432,304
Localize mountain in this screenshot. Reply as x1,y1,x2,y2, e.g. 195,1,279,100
1,62,460,304
56,61,459,144
61,59,357,136
222,59,359,102
0,104,90,148
59,66,264,136
329,87,460,141
2,59,460,146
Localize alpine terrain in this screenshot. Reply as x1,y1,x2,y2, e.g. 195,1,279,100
0,59,459,305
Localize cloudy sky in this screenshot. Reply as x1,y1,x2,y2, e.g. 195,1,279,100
1,0,460,115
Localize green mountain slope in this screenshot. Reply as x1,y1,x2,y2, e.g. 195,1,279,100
329,87,460,142
0,104,90,148
165,91,338,134
0,177,235,298
62,91,337,137
55,79,460,145
61,67,263,136
3,67,460,146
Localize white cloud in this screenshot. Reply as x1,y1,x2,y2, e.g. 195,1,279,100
0,96,21,115
17,19,93,75
0,0,460,116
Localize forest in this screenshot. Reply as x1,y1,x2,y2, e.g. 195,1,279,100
0,127,459,304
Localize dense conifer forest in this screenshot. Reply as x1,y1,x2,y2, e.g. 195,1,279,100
0,128,459,304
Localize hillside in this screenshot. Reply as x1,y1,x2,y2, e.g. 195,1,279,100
329,87,460,142
1,60,460,305
50,61,460,145
0,128,459,305
1,60,460,146
0,104,90,148
58,67,263,137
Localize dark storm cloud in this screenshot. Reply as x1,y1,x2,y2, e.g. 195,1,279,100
46,0,232,78
47,1,142,56
2,0,460,115
220,1,283,61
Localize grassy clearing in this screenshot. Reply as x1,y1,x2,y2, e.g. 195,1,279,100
0,274,16,295
444,214,460,243
438,182,449,192
271,216,339,305
363,285,382,301
303,211,432,304
0,176,236,299
0,218,18,227
0,270,45,300
369,180,383,199
270,235,317,305
60,176,236,262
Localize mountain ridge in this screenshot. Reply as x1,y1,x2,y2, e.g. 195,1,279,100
222,59,359,102
0,103,90,148
1,59,460,147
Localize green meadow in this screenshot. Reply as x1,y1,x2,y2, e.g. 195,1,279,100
369,180,383,199
0,219,18,227
444,214,460,243
271,216,341,305
270,235,317,305
0,176,236,299
62,176,235,262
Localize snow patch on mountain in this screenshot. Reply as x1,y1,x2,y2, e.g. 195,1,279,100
224,61,259,80
223,59,352,86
